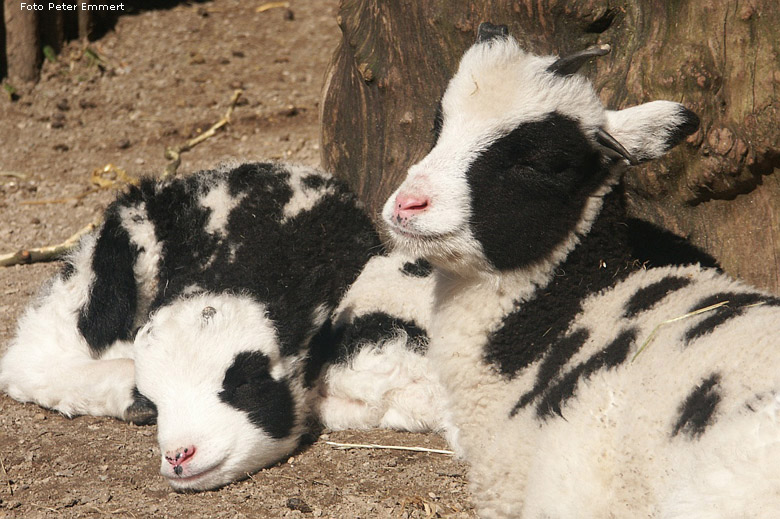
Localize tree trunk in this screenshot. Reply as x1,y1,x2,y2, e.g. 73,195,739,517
2,1,95,83
4,0,40,83
321,0,780,293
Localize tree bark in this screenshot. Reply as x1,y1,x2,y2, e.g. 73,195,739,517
4,0,40,83
2,1,94,83
321,0,780,293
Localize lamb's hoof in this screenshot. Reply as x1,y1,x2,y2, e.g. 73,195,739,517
124,388,158,426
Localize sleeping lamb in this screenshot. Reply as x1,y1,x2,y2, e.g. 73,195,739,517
383,23,780,518
0,162,444,491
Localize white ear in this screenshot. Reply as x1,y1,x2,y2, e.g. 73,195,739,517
605,100,699,163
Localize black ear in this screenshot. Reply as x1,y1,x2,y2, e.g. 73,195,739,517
547,44,611,76
595,128,638,165
477,22,509,43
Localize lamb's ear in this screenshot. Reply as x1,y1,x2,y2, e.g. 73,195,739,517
476,22,508,43
604,101,699,163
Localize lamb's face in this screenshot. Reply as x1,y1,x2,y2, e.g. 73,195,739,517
134,293,305,491
383,30,698,275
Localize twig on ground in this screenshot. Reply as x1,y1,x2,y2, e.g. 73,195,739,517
0,218,99,267
257,1,290,13
1,171,27,179
30,502,59,512
0,455,13,496
324,441,454,455
162,89,243,179
85,505,136,517
19,164,138,206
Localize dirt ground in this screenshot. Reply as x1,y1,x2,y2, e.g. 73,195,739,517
0,1,476,517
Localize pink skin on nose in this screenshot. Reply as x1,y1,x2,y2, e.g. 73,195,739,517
393,192,430,223
165,446,196,476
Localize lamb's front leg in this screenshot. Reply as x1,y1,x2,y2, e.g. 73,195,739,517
1,211,157,423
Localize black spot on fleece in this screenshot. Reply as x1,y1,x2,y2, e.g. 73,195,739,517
207,166,381,357
672,373,721,439
219,351,296,439
78,162,380,363
332,312,429,363
78,206,139,355
485,184,719,406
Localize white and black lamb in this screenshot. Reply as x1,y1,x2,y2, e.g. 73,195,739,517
0,162,443,491
383,23,780,518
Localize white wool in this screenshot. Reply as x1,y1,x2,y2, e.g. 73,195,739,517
0,235,137,419
134,293,305,491
319,336,444,433
281,163,338,222
199,181,246,236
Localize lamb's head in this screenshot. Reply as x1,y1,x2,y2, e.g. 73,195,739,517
382,23,699,277
134,293,306,492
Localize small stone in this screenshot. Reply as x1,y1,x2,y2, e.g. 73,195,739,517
281,104,299,117
286,497,312,513
51,113,65,129
117,138,131,150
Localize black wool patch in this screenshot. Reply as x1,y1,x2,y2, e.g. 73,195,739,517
663,107,700,151
219,351,296,439
129,172,226,311
301,173,327,190
431,100,444,146
332,312,428,364
684,292,780,344
304,317,338,389
466,112,608,271
401,258,433,278
672,373,721,439
535,328,636,419
484,186,639,377
623,276,692,318
484,183,723,379
511,329,589,416
125,387,158,426
77,209,139,355
214,174,380,357
59,259,76,281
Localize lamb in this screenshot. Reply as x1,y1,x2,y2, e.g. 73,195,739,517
0,162,443,491
382,23,780,518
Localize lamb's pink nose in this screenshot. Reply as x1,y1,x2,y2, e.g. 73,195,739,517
165,446,196,475
393,192,430,220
